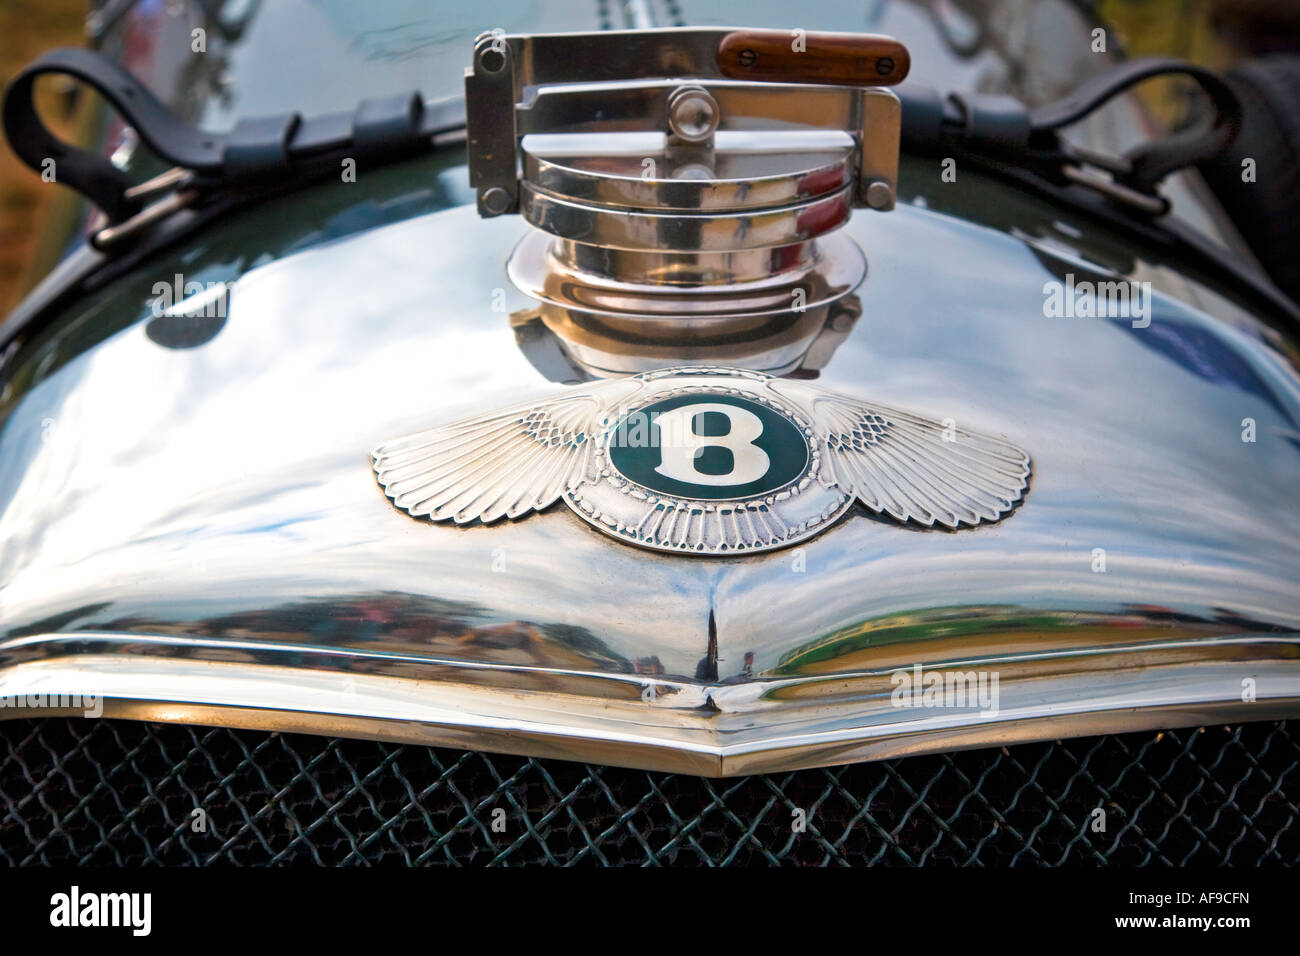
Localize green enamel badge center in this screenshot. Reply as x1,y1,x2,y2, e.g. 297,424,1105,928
607,394,809,500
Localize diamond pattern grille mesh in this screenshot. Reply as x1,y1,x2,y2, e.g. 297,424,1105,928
1,718,1296,865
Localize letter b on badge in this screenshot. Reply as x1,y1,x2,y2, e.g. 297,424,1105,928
654,403,769,486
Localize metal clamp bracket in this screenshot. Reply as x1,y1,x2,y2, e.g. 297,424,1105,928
465,27,910,218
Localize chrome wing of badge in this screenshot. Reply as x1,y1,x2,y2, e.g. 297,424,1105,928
768,379,1031,529
371,376,646,525
372,368,1030,552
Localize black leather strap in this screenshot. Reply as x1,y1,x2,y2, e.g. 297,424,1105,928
948,93,1033,149
222,113,301,179
2,46,462,224
351,93,425,152
3,48,219,221
899,57,1242,207
1028,57,1240,193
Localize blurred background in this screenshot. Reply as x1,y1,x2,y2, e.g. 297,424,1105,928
1,0,82,319
2,0,1299,317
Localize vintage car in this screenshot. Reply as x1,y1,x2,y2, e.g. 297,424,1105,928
0,0,1297,866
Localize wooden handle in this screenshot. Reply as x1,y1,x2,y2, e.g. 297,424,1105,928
717,30,910,87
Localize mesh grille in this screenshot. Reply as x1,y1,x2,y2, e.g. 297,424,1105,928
1,718,1296,865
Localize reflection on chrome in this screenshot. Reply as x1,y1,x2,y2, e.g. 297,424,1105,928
1,197,1298,773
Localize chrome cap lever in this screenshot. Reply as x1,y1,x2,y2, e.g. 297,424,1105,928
465,28,910,377
465,27,909,218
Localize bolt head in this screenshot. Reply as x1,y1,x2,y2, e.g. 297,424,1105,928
481,186,513,215
667,87,720,144
479,47,506,74
866,181,894,210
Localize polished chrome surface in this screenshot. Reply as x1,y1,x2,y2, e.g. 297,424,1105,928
372,366,1029,553
519,180,856,252
506,227,867,375
522,79,865,138
2,192,1299,771
520,293,862,376
465,27,903,217
468,28,902,375
522,131,855,214
507,224,865,315
2,2,1288,773
3,643,1297,776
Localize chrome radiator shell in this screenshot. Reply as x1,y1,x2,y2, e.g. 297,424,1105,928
1,201,1298,775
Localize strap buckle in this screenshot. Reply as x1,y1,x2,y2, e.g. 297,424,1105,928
3,47,457,253
89,167,198,250
902,58,1242,217
1058,146,1170,216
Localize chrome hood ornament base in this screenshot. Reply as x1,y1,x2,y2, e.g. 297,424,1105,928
372,367,1030,553
466,27,905,375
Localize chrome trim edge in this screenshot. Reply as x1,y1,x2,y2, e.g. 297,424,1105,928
2,632,1297,776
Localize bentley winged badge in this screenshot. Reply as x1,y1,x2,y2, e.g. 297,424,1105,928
372,368,1030,554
